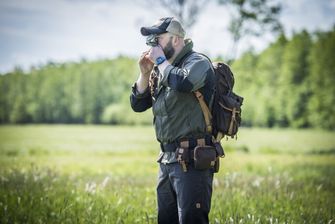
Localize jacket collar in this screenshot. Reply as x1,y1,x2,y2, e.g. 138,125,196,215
172,38,193,66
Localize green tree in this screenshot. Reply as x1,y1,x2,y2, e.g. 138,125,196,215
307,28,335,130
232,50,258,126
279,30,312,128
7,69,31,123
253,33,287,127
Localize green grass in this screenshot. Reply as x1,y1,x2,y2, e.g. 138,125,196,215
0,125,335,223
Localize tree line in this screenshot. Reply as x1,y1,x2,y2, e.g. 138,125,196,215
0,28,334,130
232,28,335,130
0,57,151,125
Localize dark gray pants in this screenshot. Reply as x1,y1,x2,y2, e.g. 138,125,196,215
157,162,214,224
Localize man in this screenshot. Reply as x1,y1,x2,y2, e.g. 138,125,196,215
130,17,216,224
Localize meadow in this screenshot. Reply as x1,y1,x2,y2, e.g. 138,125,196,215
0,125,334,223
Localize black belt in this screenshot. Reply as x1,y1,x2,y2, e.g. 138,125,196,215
160,135,213,153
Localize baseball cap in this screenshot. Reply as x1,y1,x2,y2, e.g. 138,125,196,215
140,17,185,38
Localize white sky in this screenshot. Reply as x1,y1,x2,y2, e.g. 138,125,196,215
0,0,334,73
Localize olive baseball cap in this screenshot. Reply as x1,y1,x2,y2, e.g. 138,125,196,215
140,17,185,38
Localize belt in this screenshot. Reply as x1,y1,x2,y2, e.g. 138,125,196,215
160,135,213,153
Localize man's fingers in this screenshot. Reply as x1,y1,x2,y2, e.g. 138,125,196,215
140,50,151,61
141,50,150,56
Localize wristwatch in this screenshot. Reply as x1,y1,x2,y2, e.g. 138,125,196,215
155,56,166,65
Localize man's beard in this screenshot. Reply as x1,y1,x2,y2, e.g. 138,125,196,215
162,38,175,60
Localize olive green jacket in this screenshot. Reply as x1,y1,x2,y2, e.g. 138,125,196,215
130,39,215,163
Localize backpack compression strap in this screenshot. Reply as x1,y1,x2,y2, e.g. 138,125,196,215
194,91,212,134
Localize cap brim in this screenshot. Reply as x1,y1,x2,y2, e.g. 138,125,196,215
140,26,167,36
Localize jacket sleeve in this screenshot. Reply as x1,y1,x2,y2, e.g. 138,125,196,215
129,83,152,112
160,57,212,92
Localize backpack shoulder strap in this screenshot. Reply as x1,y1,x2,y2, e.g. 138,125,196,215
194,91,212,134
177,51,214,134
193,52,215,134
189,52,214,134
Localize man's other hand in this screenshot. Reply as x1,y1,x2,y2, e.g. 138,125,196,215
139,50,154,78
149,46,165,64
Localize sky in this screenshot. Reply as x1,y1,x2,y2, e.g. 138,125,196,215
0,0,334,73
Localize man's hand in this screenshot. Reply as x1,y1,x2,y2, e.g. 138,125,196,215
136,50,154,94
149,46,170,75
148,46,165,64
136,46,169,94
139,50,154,78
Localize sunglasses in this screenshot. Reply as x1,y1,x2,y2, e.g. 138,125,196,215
146,34,159,47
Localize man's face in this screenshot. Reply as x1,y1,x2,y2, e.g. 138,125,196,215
157,33,175,60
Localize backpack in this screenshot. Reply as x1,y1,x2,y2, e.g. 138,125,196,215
195,56,244,141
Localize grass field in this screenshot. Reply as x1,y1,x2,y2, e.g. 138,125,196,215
0,125,334,223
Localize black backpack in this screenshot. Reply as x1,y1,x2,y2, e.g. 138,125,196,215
195,56,244,141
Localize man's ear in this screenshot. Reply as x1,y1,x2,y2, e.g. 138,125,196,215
172,36,181,46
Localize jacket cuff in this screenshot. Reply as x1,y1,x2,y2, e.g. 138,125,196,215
131,82,150,98
160,64,174,86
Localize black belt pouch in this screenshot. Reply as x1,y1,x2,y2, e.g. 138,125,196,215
193,146,217,170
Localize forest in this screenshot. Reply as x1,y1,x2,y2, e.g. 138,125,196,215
0,28,334,130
